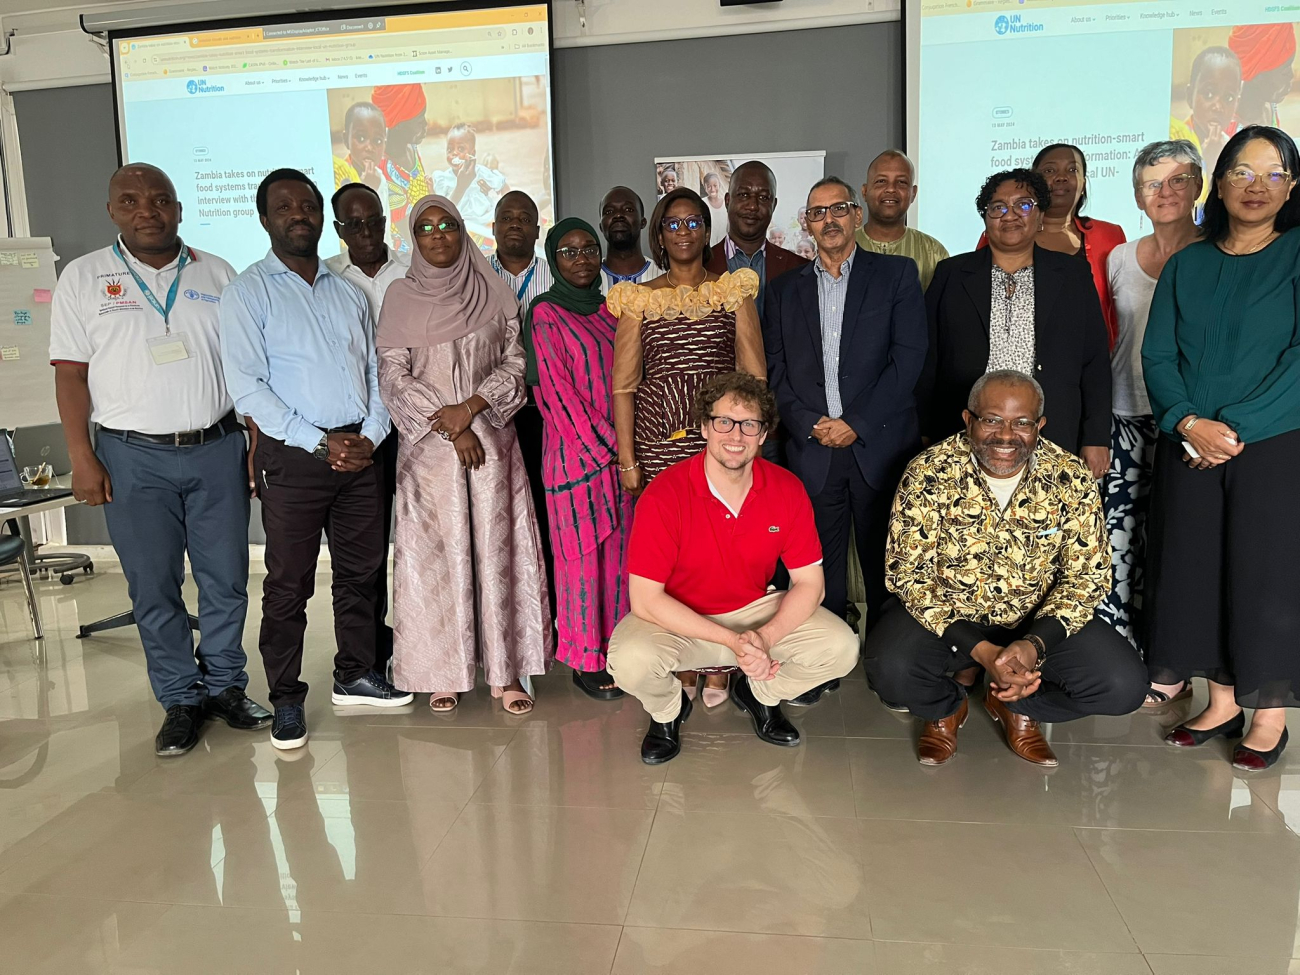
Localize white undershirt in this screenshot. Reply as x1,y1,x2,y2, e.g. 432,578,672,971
982,468,1025,512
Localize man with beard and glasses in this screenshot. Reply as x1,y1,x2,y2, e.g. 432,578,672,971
221,168,412,751
704,160,808,322
764,176,927,710
855,150,949,292
597,186,662,292
863,371,1145,768
51,163,269,757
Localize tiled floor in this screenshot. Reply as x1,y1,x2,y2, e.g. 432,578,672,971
2,565,1300,974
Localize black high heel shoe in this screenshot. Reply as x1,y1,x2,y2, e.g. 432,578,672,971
1164,711,1246,748
1233,727,1289,772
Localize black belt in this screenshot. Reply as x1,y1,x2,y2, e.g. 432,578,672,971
326,422,363,434
100,411,241,447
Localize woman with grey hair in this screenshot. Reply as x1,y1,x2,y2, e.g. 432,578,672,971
1098,140,1204,709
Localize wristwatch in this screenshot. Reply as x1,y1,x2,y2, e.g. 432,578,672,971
312,434,330,462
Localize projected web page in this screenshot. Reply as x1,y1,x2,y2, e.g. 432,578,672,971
113,4,553,269
912,0,1300,252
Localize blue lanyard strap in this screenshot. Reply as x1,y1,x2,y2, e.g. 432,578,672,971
514,262,537,301
112,241,190,332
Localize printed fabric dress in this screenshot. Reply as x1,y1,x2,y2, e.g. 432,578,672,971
377,313,554,693
531,300,633,670
609,270,765,482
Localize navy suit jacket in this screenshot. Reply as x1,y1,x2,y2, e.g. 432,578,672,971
763,246,928,496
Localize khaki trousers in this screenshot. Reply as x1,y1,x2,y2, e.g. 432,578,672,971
606,592,861,723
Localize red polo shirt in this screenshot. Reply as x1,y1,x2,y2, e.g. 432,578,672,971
628,451,822,616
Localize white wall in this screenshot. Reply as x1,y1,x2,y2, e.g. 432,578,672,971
0,0,899,89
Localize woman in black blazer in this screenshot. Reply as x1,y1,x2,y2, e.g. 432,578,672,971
917,168,1112,478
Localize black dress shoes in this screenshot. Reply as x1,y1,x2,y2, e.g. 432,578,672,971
732,675,801,747
205,686,273,730
641,690,693,765
155,704,205,757
787,678,840,708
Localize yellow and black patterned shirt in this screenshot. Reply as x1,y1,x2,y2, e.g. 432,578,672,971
886,433,1111,653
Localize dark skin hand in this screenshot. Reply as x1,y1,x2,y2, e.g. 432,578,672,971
453,428,485,470
329,433,374,472
972,639,1042,702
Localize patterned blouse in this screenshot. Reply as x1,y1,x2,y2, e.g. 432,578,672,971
987,265,1035,374
885,433,1111,651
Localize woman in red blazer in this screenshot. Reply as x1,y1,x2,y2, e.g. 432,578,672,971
979,143,1126,346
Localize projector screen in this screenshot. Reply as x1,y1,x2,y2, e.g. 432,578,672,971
111,2,554,270
906,0,1300,253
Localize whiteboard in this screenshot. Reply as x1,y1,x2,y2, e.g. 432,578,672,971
0,237,59,429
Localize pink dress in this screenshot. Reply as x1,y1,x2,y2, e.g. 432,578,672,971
530,301,634,671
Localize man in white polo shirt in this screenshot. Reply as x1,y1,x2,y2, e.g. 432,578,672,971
323,181,409,673
50,163,270,757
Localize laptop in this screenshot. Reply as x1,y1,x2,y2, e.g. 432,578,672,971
0,434,74,507
12,422,73,476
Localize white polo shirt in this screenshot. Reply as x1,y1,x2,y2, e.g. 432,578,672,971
324,248,411,321
49,237,236,434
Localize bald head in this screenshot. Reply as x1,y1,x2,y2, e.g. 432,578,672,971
728,160,776,196
862,150,917,230
107,163,182,262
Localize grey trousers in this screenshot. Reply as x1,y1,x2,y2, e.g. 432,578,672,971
98,429,251,708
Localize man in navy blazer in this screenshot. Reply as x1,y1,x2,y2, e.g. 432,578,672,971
764,176,928,645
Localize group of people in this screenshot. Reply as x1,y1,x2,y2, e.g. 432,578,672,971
48,123,1300,776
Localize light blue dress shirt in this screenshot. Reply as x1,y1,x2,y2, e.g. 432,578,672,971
725,238,768,318
813,250,855,418
220,249,391,453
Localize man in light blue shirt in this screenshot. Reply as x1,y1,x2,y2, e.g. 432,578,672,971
221,167,411,750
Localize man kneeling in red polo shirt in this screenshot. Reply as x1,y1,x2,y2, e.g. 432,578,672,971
608,372,860,764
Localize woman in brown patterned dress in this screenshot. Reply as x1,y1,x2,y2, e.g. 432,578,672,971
611,186,765,705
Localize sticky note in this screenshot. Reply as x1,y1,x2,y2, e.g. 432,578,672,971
33,289,51,303
13,309,31,326
1,346,19,361
19,253,38,268
0,253,17,266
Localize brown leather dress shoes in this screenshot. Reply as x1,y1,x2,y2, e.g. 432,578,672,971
984,694,1058,767
918,697,968,766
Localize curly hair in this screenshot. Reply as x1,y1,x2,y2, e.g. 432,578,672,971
693,371,778,430
648,187,712,270
976,168,1051,217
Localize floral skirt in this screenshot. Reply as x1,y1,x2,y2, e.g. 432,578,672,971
1097,413,1158,654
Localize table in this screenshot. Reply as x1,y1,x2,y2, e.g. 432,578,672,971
0,476,198,639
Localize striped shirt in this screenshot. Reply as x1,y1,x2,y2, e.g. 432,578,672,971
813,250,855,418
490,253,552,308
600,259,661,294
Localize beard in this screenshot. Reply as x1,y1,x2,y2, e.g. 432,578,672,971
972,437,1034,477
272,221,322,258
605,226,637,250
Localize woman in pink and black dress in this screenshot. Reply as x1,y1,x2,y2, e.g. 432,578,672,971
526,217,633,700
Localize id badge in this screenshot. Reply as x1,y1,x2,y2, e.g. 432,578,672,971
147,332,191,365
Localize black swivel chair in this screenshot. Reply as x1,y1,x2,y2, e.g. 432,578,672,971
1,518,43,640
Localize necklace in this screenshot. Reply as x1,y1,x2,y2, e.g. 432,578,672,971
666,270,704,288
1221,231,1279,256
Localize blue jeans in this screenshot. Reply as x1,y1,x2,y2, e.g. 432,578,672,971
97,428,251,708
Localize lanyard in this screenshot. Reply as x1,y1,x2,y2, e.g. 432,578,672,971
513,262,537,302
112,241,190,334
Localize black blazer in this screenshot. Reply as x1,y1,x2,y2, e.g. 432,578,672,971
917,246,1111,454
764,246,928,495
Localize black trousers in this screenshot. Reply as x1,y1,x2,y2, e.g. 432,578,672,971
373,429,399,671
863,598,1147,723
1144,429,1300,709
255,435,385,707
514,394,556,616
807,449,892,623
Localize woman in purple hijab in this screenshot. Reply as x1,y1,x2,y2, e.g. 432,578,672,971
377,195,554,714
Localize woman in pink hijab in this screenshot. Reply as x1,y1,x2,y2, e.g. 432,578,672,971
377,194,554,714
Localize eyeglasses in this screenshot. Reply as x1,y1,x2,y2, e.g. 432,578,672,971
662,215,705,233
708,415,767,437
555,245,600,260
972,414,1040,433
982,200,1038,219
805,201,860,223
1140,173,1198,196
335,215,386,235
414,218,461,237
1225,167,1294,188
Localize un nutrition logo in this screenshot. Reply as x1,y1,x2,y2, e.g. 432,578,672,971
186,79,199,94
994,15,1011,34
